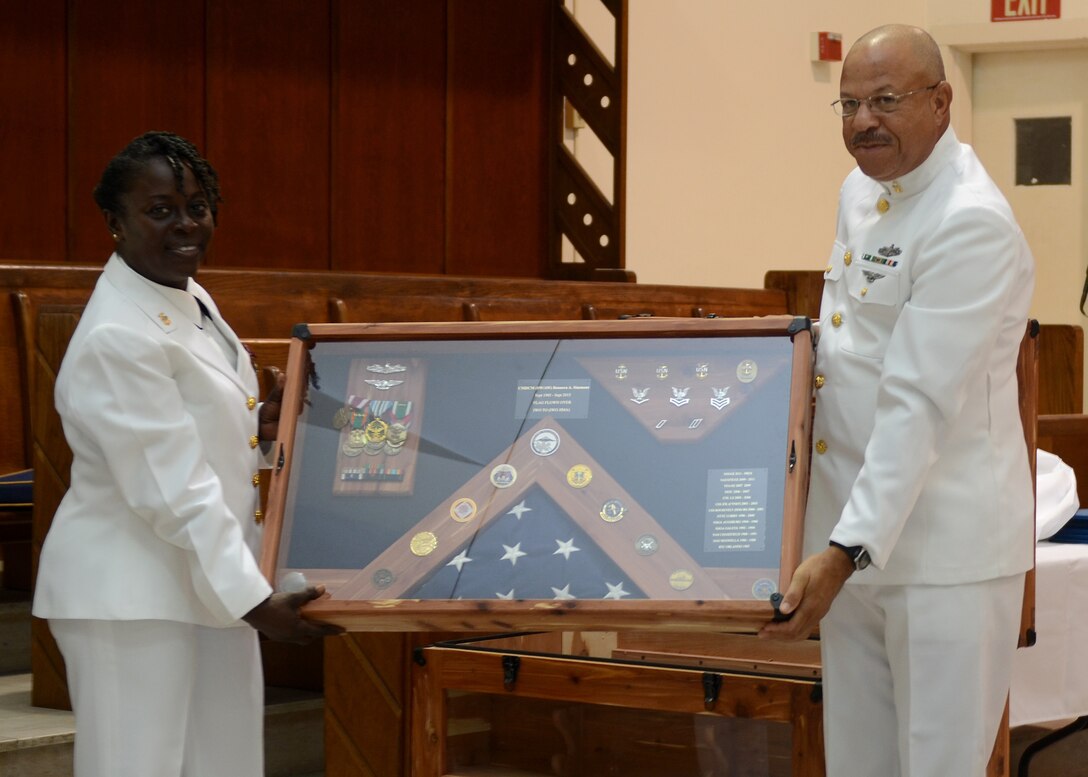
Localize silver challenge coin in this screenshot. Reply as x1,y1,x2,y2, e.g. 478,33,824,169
530,428,560,456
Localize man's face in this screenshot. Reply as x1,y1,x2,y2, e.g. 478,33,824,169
839,41,947,181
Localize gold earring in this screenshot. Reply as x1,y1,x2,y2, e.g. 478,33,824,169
111,233,119,241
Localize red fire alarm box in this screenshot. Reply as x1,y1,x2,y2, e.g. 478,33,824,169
811,31,842,62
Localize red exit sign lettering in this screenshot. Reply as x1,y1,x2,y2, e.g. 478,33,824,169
992,0,1060,21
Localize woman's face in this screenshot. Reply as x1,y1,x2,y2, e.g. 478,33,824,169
106,156,215,289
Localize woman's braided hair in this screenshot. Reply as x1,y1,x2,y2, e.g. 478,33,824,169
93,131,222,223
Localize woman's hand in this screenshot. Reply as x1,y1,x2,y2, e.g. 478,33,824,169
258,370,286,443
242,585,345,644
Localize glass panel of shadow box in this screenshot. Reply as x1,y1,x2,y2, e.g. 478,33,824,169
260,317,815,633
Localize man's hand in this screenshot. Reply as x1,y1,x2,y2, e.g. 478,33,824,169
258,370,286,443
243,585,345,644
758,547,855,641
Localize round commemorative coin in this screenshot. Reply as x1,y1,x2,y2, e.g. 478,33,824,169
372,569,396,589
410,531,438,557
634,534,659,556
450,497,478,523
752,578,778,598
737,359,758,383
566,464,592,489
490,464,517,488
530,428,560,456
599,498,626,523
669,569,695,591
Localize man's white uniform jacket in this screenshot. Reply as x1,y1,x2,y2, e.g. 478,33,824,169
805,127,1036,586
33,255,273,626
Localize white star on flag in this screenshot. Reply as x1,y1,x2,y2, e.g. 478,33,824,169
496,589,516,599
553,538,580,560
501,542,527,566
507,500,532,520
551,584,576,600
446,550,473,572
603,581,631,599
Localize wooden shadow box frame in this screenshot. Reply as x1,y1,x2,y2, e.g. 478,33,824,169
260,316,814,632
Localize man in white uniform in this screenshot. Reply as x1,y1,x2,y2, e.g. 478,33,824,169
760,25,1035,777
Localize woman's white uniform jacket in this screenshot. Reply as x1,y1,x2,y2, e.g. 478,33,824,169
805,127,1036,586
33,255,273,627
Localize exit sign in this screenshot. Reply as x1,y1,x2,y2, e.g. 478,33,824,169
992,0,1060,21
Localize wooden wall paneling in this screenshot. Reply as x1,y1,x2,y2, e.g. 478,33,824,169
445,0,551,278
1037,323,1083,414
67,0,207,263
324,632,407,777
0,2,67,262
205,0,331,271
332,1,447,274
26,301,84,710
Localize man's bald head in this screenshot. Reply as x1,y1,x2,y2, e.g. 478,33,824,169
849,25,946,84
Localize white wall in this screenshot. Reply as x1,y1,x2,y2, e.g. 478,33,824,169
569,1,1086,297
621,1,927,290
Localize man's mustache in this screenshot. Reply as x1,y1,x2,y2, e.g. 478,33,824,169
851,132,892,147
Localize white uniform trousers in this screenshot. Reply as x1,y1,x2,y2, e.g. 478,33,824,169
820,574,1024,777
50,618,263,777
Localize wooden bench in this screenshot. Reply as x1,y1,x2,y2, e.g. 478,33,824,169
1,261,789,476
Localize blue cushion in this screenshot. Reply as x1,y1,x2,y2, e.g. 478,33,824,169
0,468,33,510
1049,508,1088,544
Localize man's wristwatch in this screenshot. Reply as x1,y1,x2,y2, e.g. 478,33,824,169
829,541,871,571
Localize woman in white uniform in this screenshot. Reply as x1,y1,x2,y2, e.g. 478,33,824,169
32,131,342,777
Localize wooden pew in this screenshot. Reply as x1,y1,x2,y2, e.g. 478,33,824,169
1,261,789,477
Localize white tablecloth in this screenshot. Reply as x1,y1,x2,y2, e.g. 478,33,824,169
1010,541,1088,727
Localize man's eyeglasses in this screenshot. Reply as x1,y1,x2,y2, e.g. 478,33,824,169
831,82,942,118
